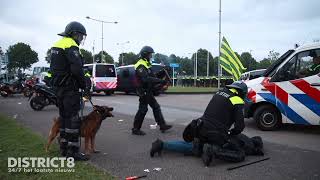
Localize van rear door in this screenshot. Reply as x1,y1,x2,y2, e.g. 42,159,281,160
94,64,117,91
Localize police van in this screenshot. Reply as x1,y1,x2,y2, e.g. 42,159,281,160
244,43,320,130
83,63,117,95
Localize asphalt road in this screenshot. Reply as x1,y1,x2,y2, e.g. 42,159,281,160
1,93,320,180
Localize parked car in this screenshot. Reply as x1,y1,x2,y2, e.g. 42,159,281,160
240,69,266,81
116,64,170,95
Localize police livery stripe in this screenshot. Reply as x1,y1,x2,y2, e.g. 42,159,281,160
249,75,320,125
95,82,117,90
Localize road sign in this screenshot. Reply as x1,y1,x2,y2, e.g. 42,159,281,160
170,63,180,68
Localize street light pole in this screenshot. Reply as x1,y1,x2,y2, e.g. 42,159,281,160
116,41,130,65
86,16,118,62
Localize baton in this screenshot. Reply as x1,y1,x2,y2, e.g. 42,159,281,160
227,157,270,171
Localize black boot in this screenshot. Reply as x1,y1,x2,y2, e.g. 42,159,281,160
159,124,172,133
132,128,146,136
192,138,203,157
66,147,89,161
202,143,214,166
150,139,163,157
58,136,67,157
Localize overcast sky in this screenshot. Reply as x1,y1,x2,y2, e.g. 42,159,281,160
1,0,320,68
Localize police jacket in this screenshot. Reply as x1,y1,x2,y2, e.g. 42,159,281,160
201,88,245,136
50,37,86,90
134,58,163,94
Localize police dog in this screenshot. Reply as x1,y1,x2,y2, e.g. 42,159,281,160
45,105,114,155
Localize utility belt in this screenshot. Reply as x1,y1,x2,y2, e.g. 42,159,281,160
52,73,78,90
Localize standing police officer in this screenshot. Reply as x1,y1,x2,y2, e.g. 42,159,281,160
132,46,172,135
50,21,88,160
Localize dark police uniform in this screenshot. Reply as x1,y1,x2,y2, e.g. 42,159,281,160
50,36,86,158
133,58,169,133
199,88,245,145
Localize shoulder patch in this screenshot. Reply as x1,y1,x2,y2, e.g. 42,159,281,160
229,96,244,105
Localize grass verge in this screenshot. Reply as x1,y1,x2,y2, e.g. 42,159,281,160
166,86,218,93
0,114,114,180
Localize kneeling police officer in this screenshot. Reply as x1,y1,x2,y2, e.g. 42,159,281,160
150,81,248,166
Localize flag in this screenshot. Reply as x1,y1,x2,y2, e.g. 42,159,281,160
220,37,246,81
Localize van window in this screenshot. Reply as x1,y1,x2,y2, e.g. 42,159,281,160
96,65,116,77
272,50,319,81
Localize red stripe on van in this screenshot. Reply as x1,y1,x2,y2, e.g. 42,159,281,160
290,79,320,103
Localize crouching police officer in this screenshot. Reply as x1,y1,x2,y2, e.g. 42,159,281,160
132,46,172,135
150,81,248,166
50,21,88,160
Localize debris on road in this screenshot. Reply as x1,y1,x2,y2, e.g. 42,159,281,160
18,102,22,105
13,114,18,119
153,167,162,171
103,153,108,155
118,119,124,122
150,123,158,129
143,169,150,173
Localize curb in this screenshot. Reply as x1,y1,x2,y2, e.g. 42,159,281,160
163,91,217,95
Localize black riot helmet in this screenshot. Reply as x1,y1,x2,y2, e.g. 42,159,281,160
226,81,248,98
139,46,154,60
58,21,87,45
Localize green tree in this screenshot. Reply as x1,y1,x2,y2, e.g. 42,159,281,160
7,42,38,71
80,49,93,64
94,51,114,64
119,52,138,66
268,50,280,62
154,53,169,65
191,49,214,76
179,57,193,75
257,58,272,69
240,52,257,71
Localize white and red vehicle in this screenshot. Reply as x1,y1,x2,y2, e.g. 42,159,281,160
244,43,320,130
84,63,117,95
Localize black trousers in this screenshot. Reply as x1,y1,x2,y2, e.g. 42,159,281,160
133,93,166,129
57,89,81,153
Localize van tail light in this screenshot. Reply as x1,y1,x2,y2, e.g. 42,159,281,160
247,88,256,103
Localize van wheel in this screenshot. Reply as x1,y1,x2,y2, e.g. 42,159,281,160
254,105,281,131
104,91,111,95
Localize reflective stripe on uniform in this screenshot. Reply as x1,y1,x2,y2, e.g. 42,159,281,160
229,96,244,105
52,37,79,50
229,88,239,94
68,142,79,147
85,72,91,77
134,59,152,70
65,128,79,134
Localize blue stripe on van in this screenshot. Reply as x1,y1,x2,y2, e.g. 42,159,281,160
258,93,311,125
291,94,320,117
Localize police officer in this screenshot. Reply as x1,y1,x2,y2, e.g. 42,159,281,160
132,46,172,135
43,70,52,86
200,81,247,166
50,21,88,160
149,81,248,166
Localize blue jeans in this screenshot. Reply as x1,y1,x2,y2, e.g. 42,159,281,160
163,140,193,154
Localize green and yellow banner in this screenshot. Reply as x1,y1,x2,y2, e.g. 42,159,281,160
220,37,246,81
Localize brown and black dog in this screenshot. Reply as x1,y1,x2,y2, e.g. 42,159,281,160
45,105,114,155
